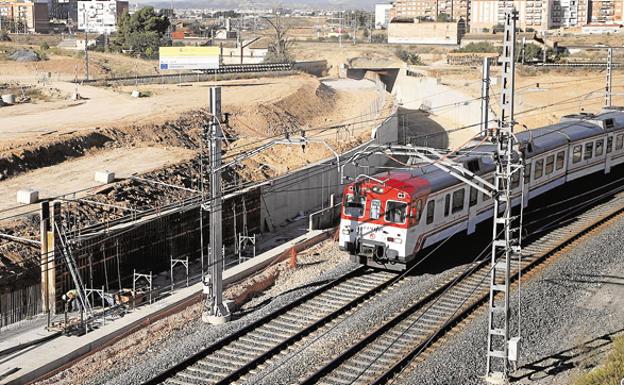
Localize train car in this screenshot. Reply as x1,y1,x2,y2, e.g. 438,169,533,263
339,107,624,271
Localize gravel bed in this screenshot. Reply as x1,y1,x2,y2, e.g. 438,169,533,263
241,260,473,385
92,241,360,385
399,216,624,385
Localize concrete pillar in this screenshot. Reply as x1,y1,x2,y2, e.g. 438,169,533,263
40,201,49,313
48,201,62,314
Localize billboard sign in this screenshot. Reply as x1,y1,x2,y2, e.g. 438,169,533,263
159,47,220,70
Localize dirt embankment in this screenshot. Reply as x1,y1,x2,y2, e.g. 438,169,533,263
0,75,388,284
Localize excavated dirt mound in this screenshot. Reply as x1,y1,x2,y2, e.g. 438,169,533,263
229,79,337,136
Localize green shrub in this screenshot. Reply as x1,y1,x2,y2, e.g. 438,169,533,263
395,49,423,65
40,41,49,50
453,42,499,53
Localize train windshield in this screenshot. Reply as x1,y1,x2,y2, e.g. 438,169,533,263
385,201,407,224
344,194,365,218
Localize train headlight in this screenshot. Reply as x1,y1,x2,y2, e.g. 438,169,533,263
387,237,403,244
342,227,351,235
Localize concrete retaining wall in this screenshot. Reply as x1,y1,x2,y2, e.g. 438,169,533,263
260,108,399,232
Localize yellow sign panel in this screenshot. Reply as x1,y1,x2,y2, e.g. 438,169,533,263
159,47,220,70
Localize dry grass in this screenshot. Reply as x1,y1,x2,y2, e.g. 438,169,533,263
574,335,624,385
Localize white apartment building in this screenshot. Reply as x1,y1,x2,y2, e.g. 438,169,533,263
77,0,127,34
375,3,393,29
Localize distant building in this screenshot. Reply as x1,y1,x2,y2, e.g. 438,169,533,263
77,0,127,34
388,0,470,23
386,0,624,34
0,0,49,33
48,0,76,20
387,18,466,45
375,3,393,29
471,0,550,32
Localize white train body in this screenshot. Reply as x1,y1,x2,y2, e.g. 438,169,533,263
339,108,624,270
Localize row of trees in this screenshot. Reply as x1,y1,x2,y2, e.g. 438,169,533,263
110,9,292,62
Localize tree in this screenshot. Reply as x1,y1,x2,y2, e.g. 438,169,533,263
436,12,452,22
113,7,169,58
519,42,543,62
262,16,293,63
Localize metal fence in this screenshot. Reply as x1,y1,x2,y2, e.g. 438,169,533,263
0,283,41,329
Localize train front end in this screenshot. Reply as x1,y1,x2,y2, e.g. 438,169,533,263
338,175,426,271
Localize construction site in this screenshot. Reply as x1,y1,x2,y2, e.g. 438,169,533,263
1,8,624,385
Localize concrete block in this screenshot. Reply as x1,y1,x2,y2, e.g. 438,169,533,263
17,189,39,204
1,94,15,105
95,170,115,184
131,90,141,98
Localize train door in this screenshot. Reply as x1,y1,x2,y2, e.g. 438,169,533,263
605,134,614,174
467,186,478,234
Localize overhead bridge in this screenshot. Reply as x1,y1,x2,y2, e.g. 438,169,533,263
343,67,401,92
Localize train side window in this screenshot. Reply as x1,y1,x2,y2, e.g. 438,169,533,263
452,189,465,214
469,186,478,207
511,170,520,189
584,142,593,160
444,194,451,216
482,177,494,202
385,201,407,224
617,134,624,151
573,145,582,163
596,139,604,157
534,159,544,180
370,199,381,220
545,155,555,175
415,200,423,222
607,136,613,153
426,200,435,225
556,151,565,170
524,163,531,184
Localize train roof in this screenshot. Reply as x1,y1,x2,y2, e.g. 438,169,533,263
369,109,624,193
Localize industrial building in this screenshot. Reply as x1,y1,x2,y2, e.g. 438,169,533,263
387,18,466,44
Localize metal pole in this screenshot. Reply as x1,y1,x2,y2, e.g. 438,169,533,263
84,9,89,82
203,87,231,324
481,57,491,137
339,11,342,49
606,48,613,108
486,9,523,384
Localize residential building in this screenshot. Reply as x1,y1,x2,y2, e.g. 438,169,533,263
77,0,127,34
48,0,78,23
388,0,471,22
375,3,393,29
586,0,624,24
0,0,49,33
470,0,550,31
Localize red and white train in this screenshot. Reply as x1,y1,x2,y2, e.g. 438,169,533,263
339,108,624,271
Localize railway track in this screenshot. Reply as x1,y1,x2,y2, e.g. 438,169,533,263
143,267,398,385
81,63,294,86
299,190,624,385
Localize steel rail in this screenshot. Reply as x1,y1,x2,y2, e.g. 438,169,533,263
300,190,624,385
79,63,293,85
141,265,398,385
